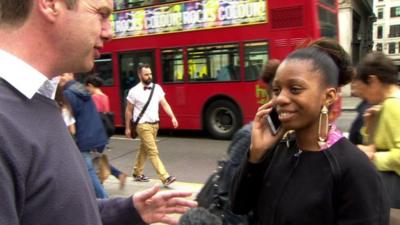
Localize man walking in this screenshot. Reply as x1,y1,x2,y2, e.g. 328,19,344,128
0,0,196,224
125,64,178,186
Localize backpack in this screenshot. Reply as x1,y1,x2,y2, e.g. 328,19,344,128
99,112,115,137
196,123,255,225
196,160,254,225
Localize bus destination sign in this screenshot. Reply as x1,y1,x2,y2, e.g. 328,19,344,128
112,0,267,38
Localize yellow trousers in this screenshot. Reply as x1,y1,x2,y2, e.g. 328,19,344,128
133,123,169,182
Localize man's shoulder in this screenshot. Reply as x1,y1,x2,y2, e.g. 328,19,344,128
154,83,164,94
130,83,142,92
0,77,28,100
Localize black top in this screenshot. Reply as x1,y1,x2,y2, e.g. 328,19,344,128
231,136,389,225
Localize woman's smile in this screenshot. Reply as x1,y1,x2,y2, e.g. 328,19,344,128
278,110,296,122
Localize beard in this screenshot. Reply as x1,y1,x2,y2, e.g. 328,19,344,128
142,78,152,85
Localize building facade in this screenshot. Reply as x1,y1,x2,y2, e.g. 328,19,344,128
373,0,400,68
338,0,374,96
339,0,375,64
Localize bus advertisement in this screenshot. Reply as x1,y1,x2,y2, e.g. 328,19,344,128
86,0,338,139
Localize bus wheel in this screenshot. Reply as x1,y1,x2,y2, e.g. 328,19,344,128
205,100,242,140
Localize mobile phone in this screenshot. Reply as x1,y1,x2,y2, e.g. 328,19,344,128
267,107,281,135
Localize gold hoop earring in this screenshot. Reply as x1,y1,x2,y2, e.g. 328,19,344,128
318,105,329,147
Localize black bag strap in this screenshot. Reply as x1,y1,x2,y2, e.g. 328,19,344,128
134,83,155,124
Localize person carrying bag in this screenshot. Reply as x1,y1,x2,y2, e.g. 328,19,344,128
129,84,155,139
124,64,178,186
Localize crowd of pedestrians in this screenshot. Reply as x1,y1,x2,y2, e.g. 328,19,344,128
0,0,197,224
73,40,400,225
0,0,399,224
195,39,400,225
85,75,128,189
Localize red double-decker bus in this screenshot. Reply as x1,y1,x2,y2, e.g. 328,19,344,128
86,0,338,139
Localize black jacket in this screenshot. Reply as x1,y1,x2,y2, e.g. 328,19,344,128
231,136,389,225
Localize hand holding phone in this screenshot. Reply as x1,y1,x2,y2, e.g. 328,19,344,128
249,104,282,163
267,107,281,135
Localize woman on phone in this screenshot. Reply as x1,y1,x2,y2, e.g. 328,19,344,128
230,39,389,225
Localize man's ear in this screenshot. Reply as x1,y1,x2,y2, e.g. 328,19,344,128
324,87,337,107
36,0,63,22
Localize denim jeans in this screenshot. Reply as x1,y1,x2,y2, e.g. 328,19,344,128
111,165,122,178
81,151,108,199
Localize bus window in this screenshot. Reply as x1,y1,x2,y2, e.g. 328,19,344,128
162,49,184,83
244,42,269,81
119,51,154,99
159,0,183,3
94,54,114,86
319,6,337,38
187,44,239,82
114,0,155,10
319,0,335,7
114,0,184,11
75,54,114,86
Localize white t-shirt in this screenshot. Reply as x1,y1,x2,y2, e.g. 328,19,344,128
62,107,75,127
126,82,165,123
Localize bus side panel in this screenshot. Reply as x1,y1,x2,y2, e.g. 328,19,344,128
158,82,265,130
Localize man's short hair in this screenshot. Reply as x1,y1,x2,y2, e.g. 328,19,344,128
137,63,151,74
0,0,77,26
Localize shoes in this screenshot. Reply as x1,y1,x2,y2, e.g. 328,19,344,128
118,173,127,189
133,174,150,182
163,176,176,187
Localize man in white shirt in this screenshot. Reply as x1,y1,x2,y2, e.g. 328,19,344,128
125,63,178,186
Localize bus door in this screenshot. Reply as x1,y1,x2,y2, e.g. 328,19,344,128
118,50,155,123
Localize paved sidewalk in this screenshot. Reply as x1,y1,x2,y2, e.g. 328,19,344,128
104,176,203,198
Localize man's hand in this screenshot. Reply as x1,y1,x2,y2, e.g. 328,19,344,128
133,185,197,225
125,128,131,138
171,117,178,129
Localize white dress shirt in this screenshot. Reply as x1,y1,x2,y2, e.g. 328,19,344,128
0,49,57,99
126,82,165,123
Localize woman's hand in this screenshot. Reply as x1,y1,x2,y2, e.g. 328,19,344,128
249,101,286,163
363,105,381,135
357,144,376,160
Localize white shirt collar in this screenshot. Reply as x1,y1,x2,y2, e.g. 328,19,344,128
139,82,153,89
0,49,57,99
